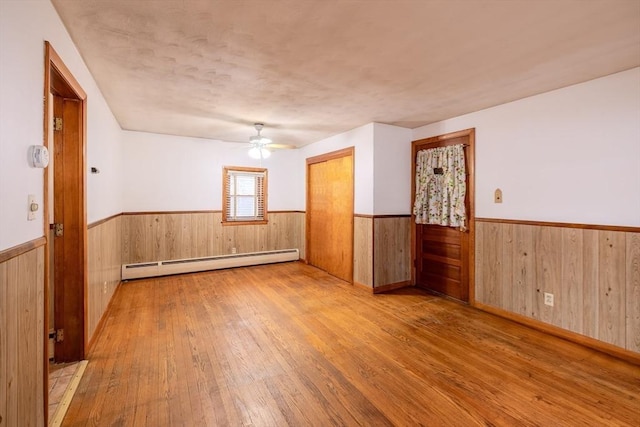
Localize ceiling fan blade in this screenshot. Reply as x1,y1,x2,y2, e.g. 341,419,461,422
268,143,297,150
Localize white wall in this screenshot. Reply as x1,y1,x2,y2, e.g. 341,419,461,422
299,123,375,214
373,123,412,214
413,68,640,227
0,0,123,250
122,131,302,212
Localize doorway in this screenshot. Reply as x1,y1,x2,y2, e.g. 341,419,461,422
43,41,88,407
306,147,354,283
411,129,475,302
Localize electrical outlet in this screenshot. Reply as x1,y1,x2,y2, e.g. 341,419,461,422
544,292,554,307
231,247,237,254
103,281,107,294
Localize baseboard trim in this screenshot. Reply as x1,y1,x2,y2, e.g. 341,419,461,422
474,302,640,365
373,280,412,294
87,281,123,354
353,281,373,292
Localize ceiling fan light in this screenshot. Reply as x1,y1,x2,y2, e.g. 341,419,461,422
248,146,271,159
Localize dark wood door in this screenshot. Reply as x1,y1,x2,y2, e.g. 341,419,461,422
53,95,85,362
307,148,354,283
412,130,474,302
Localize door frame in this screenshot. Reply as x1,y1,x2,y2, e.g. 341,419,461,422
410,128,475,303
42,41,88,411
305,147,355,282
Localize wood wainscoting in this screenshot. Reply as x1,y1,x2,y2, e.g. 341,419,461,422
0,239,46,426
122,211,305,264
354,214,411,292
475,218,640,356
87,214,123,346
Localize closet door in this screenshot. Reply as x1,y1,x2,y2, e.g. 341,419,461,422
307,148,354,283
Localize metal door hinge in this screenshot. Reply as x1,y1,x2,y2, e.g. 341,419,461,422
53,117,63,131
49,329,64,342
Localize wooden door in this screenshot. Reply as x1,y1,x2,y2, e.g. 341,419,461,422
412,130,474,302
52,94,86,361
307,148,354,282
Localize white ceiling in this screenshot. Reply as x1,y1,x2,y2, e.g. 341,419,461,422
51,0,640,147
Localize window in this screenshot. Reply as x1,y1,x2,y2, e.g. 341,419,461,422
222,166,267,224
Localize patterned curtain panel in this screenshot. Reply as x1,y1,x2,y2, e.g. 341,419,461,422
413,144,466,230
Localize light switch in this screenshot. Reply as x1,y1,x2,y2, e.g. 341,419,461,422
27,194,38,221
494,188,503,204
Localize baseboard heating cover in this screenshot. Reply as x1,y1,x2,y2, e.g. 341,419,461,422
121,249,299,280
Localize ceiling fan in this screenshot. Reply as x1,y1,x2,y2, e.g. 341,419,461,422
247,123,294,159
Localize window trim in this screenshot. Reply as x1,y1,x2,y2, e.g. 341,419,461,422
222,166,268,226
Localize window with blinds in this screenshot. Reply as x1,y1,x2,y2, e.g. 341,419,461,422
222,166,267,224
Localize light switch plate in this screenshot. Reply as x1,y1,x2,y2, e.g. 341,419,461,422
27,194,37,221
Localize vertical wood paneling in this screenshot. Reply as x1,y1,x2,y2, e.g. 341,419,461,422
0,246,45,426
512,225,535,318
353,216,373,287
582,229,599,338
598,231,626,347
481,222,502,307
88,216,123,340
475,222,485,302
373,217,410,287
534,226,562,326
500,224,514,312
0,260,6,426
122,212,305,265
626,232,640,352
476,220,638,354
561,228,584,333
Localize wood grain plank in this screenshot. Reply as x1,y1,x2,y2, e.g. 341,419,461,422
626,232,640,352
373,217,410,288
4,257,18,427
354,216,373,287
561,228,584,334
501,223,514,312
475,221,485,304
482,222,502,307
582,229,600,339
598,231,626,347
512,224,535,318
62,263,640,426
0,260,7,426
533,225,562,326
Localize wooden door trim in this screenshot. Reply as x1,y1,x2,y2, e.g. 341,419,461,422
305,147,355,282
43,41,88,417
410,129,475,303
306,147,354,165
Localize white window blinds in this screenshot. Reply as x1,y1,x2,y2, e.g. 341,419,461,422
224,168,267,222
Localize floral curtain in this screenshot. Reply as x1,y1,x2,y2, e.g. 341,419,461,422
413,144,466,230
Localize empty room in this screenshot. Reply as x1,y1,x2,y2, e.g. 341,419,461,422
1,0,639,426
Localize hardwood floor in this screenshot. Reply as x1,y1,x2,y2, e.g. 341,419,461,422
63,262,640,426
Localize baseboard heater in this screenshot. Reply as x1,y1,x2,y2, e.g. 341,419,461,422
121,249,299,280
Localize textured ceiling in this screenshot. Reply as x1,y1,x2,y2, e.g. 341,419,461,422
51,0,640,146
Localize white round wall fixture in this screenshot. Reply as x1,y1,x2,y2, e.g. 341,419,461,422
29,145,50,168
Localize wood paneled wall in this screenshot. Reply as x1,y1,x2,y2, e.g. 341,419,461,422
122,212,305,264
374,217,411,288
0,242,45,426
353,215,411,290
476,220,640,353
354,216,373,287
87,215,123,340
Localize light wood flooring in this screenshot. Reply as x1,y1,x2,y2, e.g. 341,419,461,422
63,262,640,426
